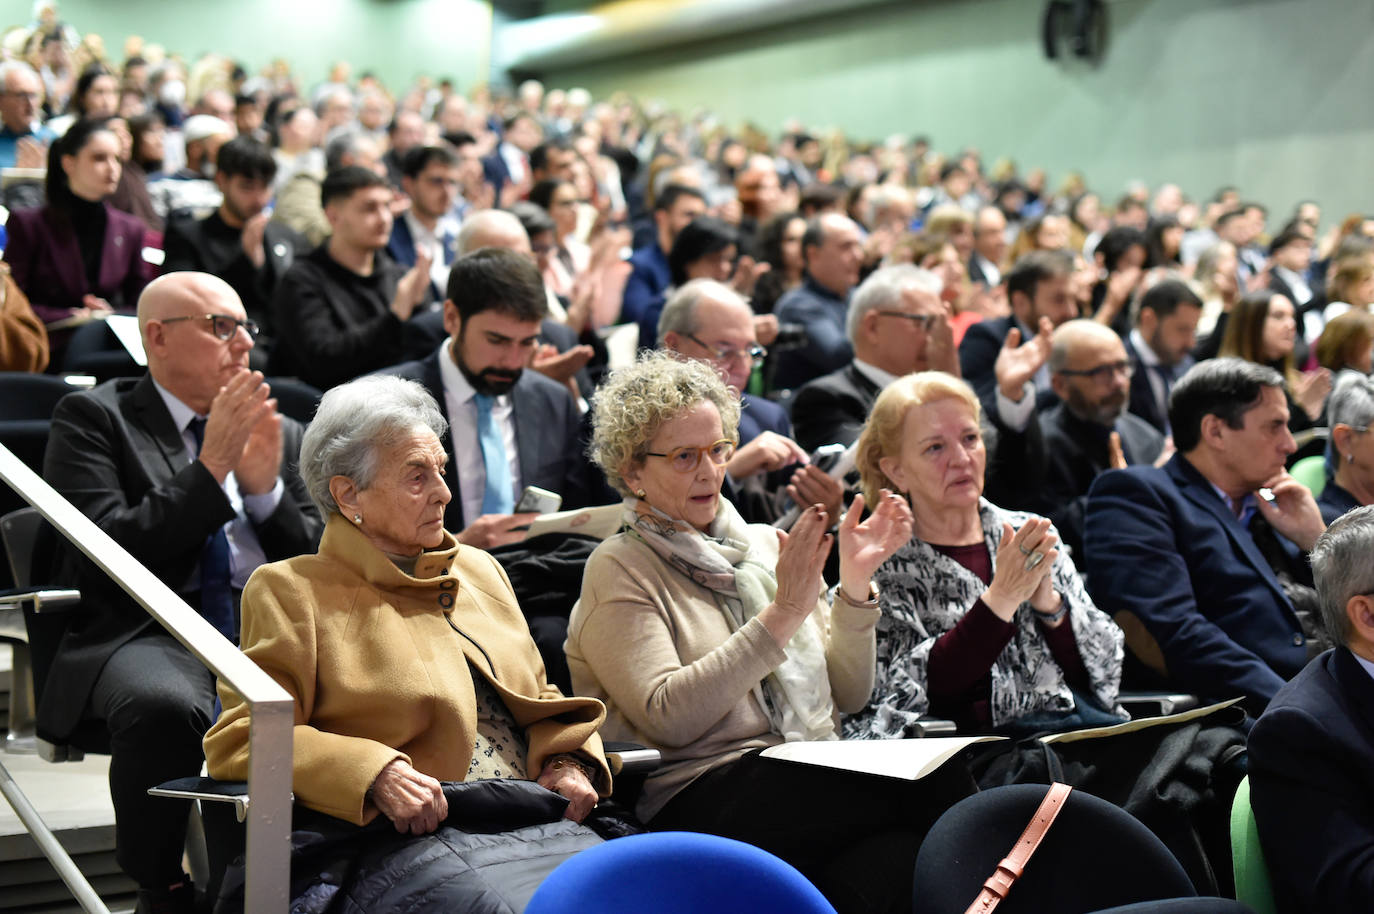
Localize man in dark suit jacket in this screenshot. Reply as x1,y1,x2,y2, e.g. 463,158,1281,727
1083,358,1328,713
1123,279,1201,436
162,136,308,368
480,111,541,200
384,145,461,306
788,263,1047,508
1249,506,1374,913
773,212,864,391
381,247,592,550
1032,320,1164,558
958,250,1079,411
42,273,322,912
967,205,1007,289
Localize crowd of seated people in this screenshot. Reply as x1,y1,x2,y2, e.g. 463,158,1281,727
3,16,1374,914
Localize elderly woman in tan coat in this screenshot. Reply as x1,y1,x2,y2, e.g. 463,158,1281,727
566,352,945,914
204,375,611,911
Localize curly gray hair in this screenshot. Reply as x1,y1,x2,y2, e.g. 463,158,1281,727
298,375,448,516
589,350,741,497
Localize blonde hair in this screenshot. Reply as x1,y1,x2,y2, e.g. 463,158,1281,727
589,350,742,497
855,371,981,505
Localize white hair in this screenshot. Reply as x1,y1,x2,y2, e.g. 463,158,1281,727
299,376,447,517
845,265,943,342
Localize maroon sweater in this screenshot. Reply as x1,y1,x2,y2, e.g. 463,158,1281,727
925,542,1089,729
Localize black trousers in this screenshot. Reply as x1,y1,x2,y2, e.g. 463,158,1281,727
88,631,216,890
650,749,976,914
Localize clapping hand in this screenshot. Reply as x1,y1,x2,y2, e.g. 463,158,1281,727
837,490,913,599
984,518,1059,622
995,317,1052,401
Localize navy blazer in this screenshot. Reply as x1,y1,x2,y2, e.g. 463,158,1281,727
1082,454,1310,709
1123,335,1190,436
1249,647,1374,913
738,394,792,446
773,276,854,391
40,375,322,738
385,217,457,304
382,349,593,533
958,314,1059,412
4,203,147,324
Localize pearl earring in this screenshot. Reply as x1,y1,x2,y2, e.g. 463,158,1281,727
635,489,647,499
353,513,363,523
1349,453,1356,464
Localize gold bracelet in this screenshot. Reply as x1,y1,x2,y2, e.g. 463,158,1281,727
548,753,595,781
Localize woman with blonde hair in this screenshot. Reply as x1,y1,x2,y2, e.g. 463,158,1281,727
845,371,1125,738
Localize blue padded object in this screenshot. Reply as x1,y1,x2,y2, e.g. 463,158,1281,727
524,831,837,914
913,784,1198,914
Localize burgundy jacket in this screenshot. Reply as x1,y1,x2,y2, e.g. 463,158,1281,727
3,203,148,324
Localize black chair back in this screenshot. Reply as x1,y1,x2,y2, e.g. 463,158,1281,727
913,783,1198,913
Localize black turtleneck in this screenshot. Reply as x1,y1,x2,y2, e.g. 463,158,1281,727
67,196,108,291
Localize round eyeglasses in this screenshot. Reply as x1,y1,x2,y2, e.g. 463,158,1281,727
644,439,737,473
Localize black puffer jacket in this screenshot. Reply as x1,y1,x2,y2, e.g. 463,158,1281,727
215,779,605,914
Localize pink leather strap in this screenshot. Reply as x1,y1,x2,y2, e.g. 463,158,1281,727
963,782,1074,914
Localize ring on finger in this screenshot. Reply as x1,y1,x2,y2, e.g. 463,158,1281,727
1017,543,1033,556
1023,551,1045,571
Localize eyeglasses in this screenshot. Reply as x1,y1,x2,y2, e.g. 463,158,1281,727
1058,360,1133,384
876,310,938,331
1,91,41,103
686,334,767,365
644,439,737,473
159,314,260,342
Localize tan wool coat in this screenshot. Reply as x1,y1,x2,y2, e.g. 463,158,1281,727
205,514,610,825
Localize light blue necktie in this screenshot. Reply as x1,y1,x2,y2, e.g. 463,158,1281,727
475,394,514,515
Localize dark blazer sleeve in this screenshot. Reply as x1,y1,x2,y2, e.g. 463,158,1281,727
253,416,323,560
790,373,869,452
775,293,852,380
619,257,662,329
958,319,1007,405
45,388,237,585
1082,468,1289,705
516,374,596,511
4,208,77,323
1248,654,1374,914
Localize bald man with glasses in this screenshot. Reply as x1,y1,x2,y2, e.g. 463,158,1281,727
42,272,322,913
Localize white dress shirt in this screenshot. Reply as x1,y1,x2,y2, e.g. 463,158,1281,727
437,340,523,526
152,379,282,589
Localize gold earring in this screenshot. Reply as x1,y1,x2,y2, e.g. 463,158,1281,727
635,489,647,499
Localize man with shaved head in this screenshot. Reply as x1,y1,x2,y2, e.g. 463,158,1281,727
43,272,321,913
1036,318,1164,556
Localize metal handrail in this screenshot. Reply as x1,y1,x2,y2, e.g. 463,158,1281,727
0,444,292,912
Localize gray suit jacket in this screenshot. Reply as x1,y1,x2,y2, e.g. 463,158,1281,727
383,350,594,532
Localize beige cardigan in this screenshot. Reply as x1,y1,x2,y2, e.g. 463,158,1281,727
204,514,610,825
565,523,879,821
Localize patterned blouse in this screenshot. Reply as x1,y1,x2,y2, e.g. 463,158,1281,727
465,664,529,780
843,499,1126,738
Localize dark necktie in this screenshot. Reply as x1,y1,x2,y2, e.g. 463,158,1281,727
1149,363,1174,432
188,418,237,643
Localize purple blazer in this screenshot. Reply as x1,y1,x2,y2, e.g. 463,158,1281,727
2,203,148,324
